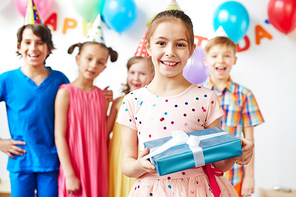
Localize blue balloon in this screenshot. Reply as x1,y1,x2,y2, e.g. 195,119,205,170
213,1,249,43
102,0,137,33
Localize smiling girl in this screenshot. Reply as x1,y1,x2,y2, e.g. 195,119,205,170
116,10,255,197
107,56,154,197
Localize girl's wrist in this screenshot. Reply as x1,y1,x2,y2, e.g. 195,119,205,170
65,172,76,179
135,158,147,175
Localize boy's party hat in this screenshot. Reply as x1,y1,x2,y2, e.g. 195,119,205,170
201,26,229,48
147,0,181,27
86,14,105,44
212,26,228,38
24,0,43,25
134,28,150,57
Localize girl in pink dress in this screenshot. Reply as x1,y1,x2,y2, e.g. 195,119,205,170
117,10,255,197
54,41,118,197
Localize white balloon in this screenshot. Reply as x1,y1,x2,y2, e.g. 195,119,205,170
0,0,11,11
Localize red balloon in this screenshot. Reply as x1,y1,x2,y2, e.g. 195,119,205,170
268,0,296,34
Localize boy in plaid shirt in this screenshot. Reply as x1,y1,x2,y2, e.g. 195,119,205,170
202,36,264,197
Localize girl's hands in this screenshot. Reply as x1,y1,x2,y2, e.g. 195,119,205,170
66,174,81,195
103,86,113,103
235,137,254,165
137,147,156,173
0,138,26,159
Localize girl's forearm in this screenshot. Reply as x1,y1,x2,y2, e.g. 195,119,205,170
213,157,237,172
122,158,147,178
55,137,75,178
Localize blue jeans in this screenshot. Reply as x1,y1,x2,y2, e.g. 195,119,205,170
9,171,58,197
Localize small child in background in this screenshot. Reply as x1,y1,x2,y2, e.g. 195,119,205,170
0,21,69,197
117,10,255,197
54,15,118,197
203,36,264,197
107,56,154,197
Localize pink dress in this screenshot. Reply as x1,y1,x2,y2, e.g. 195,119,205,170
117,84,238,197
58,84,108,197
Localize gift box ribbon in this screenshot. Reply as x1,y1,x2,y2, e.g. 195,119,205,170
142,130,228,167
142,130,228,197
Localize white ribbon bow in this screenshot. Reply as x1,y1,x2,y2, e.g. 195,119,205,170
142,130,227,167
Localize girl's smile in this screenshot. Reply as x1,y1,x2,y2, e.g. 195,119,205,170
128,60,153,91
146,20,194,79
161,60,179,68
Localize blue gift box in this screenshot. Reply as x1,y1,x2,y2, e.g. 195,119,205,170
143,127,242,176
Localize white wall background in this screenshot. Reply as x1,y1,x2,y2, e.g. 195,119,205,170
0,0,295,196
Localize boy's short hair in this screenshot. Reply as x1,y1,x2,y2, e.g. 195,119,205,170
204,36,237,55
16,24,55,61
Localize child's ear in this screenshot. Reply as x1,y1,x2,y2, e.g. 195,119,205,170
203,57,208,67
17,42,21,52
188,44,196,59
145,40,151,56
233,56,237,65
47,48,51,56
75,54,80,64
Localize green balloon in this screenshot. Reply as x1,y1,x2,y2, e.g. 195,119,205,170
72,0,105,22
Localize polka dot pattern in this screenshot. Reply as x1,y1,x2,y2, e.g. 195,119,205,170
126,171,235,197
117,84,225,154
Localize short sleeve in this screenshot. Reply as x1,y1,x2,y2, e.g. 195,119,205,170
0,74,6,101
242,90,264,127
62,74,70,84
57,71,70,84
204,90,225,127
116,94,137,131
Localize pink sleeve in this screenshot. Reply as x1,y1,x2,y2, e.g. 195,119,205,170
116,94,137,131
204,91,225,127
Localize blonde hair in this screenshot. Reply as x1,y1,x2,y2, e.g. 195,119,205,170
122,57,154,95
205,36,237,55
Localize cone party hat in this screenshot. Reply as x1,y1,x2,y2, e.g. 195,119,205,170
165,0,182,10
201,26,229,48
24,0,43,25
86,14,105,44
147,0,182,27
134,28,149,57
212,26,228,38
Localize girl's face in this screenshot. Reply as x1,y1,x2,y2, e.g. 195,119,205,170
76,44,109,81
128,60,153,91
17,28,50,68
146,20,194,79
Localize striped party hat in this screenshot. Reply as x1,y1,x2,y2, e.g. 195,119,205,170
24,0,43,25
165,0,182,10
147,0,181,27
86,14,105,44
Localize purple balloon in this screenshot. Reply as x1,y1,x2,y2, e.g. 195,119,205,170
183,46,210,84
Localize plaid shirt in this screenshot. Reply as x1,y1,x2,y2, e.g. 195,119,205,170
202,77,264,186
